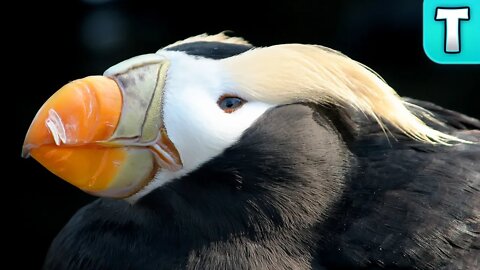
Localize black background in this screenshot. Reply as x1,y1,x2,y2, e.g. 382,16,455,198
9,0,479,268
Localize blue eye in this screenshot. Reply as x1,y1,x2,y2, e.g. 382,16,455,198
217,96,246,113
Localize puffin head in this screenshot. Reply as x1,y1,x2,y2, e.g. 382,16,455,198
22,32,461,201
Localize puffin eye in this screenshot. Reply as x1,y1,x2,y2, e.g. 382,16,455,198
217,95,246,113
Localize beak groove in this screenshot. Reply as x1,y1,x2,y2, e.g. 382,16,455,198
45,108,67,146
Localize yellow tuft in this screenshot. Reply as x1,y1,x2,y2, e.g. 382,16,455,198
221,44,470,145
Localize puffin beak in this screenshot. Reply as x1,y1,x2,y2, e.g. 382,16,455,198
22,54,182,198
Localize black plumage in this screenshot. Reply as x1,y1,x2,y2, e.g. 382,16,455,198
44,101,479,270
166,41,253,59
43,41,479,270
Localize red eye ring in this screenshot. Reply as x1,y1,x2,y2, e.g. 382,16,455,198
217,95,246,113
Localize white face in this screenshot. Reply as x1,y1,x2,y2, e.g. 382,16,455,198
127,50,276,202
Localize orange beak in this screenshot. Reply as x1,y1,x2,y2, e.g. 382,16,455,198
22,55,182,198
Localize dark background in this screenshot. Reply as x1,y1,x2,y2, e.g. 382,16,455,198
9,0,479,268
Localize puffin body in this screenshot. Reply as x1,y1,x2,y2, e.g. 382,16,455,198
23,34,479,269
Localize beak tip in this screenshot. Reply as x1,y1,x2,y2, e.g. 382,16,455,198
21,145,31,159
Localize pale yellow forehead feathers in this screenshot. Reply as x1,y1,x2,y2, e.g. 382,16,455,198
168,33,468,145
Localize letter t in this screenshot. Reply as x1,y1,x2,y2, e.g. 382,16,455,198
435,7,470,53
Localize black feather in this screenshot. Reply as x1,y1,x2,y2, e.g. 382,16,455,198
44,102,480,270
165,41,252,59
